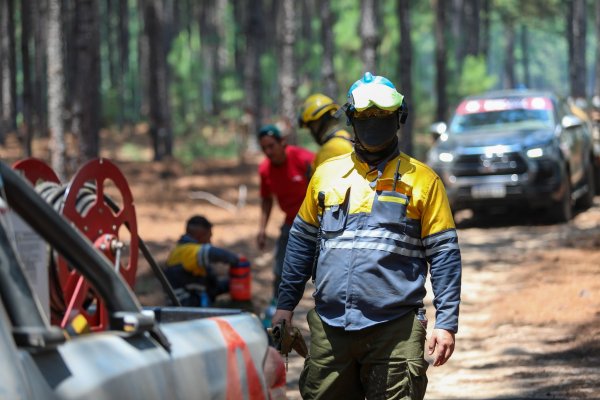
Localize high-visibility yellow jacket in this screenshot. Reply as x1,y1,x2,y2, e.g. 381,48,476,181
164,235,238,298
313,129,354,171
278,152,462,332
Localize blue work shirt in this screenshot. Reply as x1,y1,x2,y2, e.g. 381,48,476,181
277,152,462,332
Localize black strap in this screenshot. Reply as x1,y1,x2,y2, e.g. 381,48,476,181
322,128,353,145
392,157,402,191
311,191,326,284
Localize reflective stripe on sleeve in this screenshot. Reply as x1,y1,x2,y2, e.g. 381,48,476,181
199,244,211,267
289,216,319,242
423,229,460,257
422,229,457,247
425,242,460,257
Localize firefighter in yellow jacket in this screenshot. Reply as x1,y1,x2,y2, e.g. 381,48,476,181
298,93,354,171
273,73,462,399
165,215,239,306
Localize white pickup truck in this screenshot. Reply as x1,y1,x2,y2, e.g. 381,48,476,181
0,160,279,400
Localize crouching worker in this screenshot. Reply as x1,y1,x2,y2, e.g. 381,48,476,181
165,215,239,307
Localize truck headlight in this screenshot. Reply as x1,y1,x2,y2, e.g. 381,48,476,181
526,143,557,159
526,147,544,158
439,152,454,162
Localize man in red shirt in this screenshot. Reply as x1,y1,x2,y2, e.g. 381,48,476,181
257,124,315,299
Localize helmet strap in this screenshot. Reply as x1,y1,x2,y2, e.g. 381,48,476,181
310,113,337,145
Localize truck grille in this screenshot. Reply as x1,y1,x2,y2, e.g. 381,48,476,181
453,152,528,177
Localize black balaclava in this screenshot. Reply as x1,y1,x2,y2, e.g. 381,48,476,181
352,111,400,165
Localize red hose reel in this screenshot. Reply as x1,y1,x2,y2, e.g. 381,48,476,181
13,157,139,331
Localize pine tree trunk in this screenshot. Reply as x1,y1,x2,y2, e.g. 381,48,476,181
521,25,531,88
117,0,129,127
480,0,491,60
143,0,173,160
320,0,338,99
198,0,217,115
63,0,76,131
360,0,380,73
241,0,263,159
464,0,480,57
569,0,587,99
266,0,280,107
105,0,116,88
72,0,101,161
278,0,297,143
1,0,17,141
46,0,66,180
299,0,313,83
33,0,48,138
595,0,600,98
434,0,448,122
503,21,516,89
397,0,413,156
215,0,228,75
451,0,464,72
232,0,246,80
137,0,149,120
21,0,34,156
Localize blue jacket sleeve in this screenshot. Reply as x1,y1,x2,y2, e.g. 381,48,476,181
277,216,319,310
424,229,462,333
207,245,239,265
197,244,239,279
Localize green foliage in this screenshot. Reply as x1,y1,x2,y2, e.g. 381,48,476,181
332,0,362,96
457,56,498,99
260,52,279,113
377,2,400,81
169,30,199,137
174,126,240,162
119,142,148,162
102,88,120,126
8,0,597,163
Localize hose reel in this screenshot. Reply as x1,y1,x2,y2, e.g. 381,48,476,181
12,157,179,332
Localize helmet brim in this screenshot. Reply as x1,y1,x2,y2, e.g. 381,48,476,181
350,84,404,112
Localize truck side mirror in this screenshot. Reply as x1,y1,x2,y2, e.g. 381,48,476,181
561,115,583,129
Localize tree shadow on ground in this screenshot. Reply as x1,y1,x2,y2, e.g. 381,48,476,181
454,321,600,400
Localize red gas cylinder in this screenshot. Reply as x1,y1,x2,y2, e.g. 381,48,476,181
230,256,252,301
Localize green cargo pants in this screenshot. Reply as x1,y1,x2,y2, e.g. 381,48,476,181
299,309,428,400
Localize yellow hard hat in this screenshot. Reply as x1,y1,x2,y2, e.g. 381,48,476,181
298,94,339,127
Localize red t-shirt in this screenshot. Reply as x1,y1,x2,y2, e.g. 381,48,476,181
259,145,315,225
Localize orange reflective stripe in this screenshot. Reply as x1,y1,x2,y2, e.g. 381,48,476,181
212,318,266,400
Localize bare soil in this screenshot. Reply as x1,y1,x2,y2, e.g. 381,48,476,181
3,130,599,399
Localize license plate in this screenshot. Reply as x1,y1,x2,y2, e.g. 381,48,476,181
471,184,506,199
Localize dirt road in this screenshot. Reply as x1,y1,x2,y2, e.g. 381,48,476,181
280,202,600,400
426,204,600,399
119,157,599,400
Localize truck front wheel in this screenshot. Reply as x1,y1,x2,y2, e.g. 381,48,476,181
547,177,572,224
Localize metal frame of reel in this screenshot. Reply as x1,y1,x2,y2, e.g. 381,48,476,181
12,157,179,332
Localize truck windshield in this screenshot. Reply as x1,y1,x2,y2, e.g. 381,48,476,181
449,108,554,134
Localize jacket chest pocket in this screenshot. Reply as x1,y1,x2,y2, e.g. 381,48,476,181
369,190,409,231
320,188,351,235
